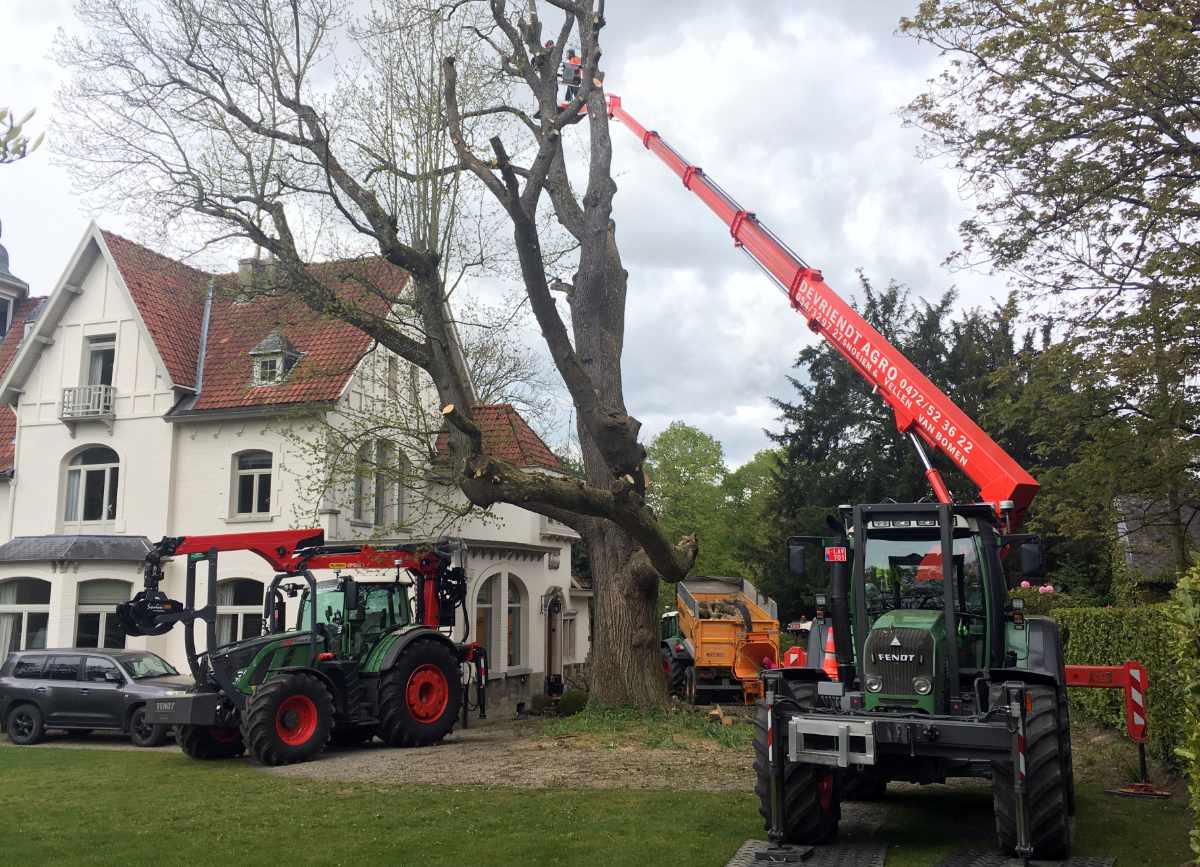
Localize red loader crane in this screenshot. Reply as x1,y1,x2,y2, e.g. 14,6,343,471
605,95,1073,860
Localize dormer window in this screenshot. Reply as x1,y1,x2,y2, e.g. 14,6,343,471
249,329,301,387
0,296,11,338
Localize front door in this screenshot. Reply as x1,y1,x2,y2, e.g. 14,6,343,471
545,598,563,697
38,654,84,726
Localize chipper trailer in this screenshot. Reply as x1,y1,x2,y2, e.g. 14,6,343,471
605,94,1074,860
660,577,780,704
117,528,488,766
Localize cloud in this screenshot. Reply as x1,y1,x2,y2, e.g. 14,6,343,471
2,0,1009,468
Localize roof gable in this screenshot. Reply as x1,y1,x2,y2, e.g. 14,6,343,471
100,231,209,389
435,404,562,471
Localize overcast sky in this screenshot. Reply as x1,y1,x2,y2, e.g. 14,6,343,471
0,1,1006,466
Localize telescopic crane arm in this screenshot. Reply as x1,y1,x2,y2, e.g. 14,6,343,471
605,95,1038,530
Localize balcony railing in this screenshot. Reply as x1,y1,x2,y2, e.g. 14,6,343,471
61,385,116,421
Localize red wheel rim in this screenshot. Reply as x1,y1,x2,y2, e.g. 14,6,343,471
211,727,240,744
275,695,319,746
406,664,449,724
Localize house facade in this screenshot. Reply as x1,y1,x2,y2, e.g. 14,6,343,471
0,224,589,714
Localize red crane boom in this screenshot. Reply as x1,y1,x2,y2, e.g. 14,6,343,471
605,95,1038,528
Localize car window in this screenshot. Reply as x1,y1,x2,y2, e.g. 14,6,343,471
85,656,120,683
45,655,83,681
120,653,178,679
12,655,47,678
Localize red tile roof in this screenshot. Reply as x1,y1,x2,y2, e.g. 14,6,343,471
435,404,562,471
0,296,44,473
193,258,405,410
101,231,209,388
100,232,408,411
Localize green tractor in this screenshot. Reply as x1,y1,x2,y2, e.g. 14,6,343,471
119,529,487,766
758,503,1073,860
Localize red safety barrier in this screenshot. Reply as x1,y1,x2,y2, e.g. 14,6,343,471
1064,660,1168,798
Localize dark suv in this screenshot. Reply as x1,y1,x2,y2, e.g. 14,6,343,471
0,649,193,747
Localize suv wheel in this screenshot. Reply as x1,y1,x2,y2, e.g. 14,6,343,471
6,704,45,745
129,706,169,747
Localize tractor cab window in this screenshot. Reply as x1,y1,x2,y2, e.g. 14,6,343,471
297,582,346,630
862,525,989,669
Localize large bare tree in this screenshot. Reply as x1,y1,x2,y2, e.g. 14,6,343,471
57,0,697,706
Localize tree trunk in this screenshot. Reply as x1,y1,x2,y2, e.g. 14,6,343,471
585,524,666,708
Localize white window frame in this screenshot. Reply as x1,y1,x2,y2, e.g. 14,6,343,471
233,451,273,517
507,574,527,669
63,448,120,525
352,441,373,523
254,356,280,386
216,579,265,645
85,334,116,387
74,580,132,650
0,579,51,664
563,611,577,663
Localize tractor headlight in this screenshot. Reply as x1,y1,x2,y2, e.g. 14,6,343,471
912,676,933,696
865,674,883,693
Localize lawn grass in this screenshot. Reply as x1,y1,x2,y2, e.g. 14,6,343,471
0,745,1192,866
535,704,757,750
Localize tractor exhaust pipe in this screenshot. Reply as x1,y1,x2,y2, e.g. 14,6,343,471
829,546,855,685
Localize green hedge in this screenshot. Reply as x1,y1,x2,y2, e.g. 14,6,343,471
1169,569,1200,861
1051,604,1189,767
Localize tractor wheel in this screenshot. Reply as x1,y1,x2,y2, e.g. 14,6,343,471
1058,686,1077,817
176,724,245,759
378,639,461,748
128,707,169,748
683,665,697,705
667,657,688,699
753,700,840,844
6,704,44,745
241,673,334,766
992,685,1072,859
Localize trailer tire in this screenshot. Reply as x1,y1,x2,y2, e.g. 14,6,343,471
242,672,334,766
991,685,1071,859
378,638,461,748
176,724,245,759
753,699,840,844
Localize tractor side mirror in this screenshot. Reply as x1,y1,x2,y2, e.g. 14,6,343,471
1019,542,1045,579
788,542,806,578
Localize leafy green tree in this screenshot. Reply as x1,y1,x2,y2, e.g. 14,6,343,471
645,422,730,575
901,0,1200,579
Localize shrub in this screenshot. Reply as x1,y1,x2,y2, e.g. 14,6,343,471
1169,569,1200,861
557,689,588,717
1052,604,1189,767
1010,586,1078,616
529,693,552,716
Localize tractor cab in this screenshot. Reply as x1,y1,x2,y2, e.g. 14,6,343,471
293,578,414,661
789,502,1041,717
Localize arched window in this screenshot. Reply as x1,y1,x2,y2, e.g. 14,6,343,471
475,574,497,663
75,579,131,649
0,578,51,664
507,574,527,668
234,450,273,516
64,446,120,523
216,578,264,645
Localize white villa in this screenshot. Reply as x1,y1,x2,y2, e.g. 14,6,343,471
0,223,590,712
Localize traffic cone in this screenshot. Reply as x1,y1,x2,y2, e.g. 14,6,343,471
821,625,838,681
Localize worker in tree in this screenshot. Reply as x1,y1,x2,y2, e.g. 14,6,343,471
562,48,582,101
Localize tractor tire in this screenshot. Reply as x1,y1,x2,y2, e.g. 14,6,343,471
6,704,44,745
753,699,840,844
176,724,245,759
128,706,169,748
1058,686,1077,817
241,672,334,766
668,657,688,699
378,638,461,748
992,685,1072,859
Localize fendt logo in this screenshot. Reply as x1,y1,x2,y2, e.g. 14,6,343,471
877,652,916,663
